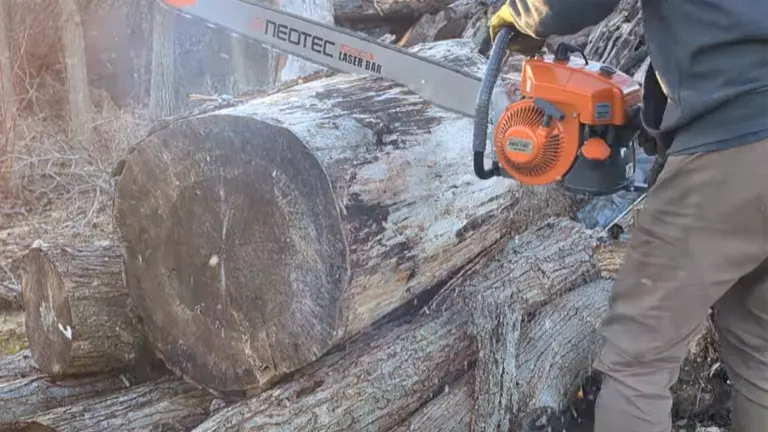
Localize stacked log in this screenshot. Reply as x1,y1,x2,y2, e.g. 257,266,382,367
189,217,603,431
110,38,587,397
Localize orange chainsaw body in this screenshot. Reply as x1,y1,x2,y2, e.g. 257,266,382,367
494,53,642,191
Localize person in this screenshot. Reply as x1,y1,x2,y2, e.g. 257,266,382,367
488,1,768,431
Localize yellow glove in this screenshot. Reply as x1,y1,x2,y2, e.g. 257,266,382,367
489,4,545,56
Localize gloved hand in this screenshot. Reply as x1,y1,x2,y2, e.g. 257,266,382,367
489,4,545,56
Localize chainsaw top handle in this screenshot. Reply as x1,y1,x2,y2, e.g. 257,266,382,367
473,26,515,180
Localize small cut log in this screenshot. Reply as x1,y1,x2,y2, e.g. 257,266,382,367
112,39,585,396
189,217,601,431
19,241,151,377
398,0,485,48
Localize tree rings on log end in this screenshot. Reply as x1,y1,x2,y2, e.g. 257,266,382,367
113,114,349,395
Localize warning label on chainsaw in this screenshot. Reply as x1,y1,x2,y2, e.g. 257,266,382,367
507,138,534,154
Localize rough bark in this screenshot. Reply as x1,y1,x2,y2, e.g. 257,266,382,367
190,217,597,431
149,0,177,118
0,350,39,384
112,39,585,395
397,0,485,48
0,0,15,189
453,218,603,431
19,241,151,377
58,0,95,144
14,377,214,432
390,372,475,432
584,0,645,75
333,0,456,27
0,374,131,422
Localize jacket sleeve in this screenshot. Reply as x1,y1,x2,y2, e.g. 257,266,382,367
504,0,621,39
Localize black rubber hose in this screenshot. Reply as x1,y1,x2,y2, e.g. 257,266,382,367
473,26,515,180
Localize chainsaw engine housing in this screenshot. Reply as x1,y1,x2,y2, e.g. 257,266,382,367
493,46,643,196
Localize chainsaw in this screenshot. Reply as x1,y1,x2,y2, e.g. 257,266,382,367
158,0,648,200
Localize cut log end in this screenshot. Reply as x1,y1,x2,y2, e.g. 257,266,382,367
114,114,349,394
20,243,147,377
21,247,75,376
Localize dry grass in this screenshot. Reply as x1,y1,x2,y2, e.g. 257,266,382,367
1,71,151,287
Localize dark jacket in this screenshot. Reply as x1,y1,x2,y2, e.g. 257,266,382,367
503,0,768,155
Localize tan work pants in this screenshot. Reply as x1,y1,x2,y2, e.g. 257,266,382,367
593,138,768,432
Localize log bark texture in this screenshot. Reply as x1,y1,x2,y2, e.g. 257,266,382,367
584,0,645,74
397,0,485,48
0,350,39,384
0,282,21,310
390,372,475,432
15,377,214,432
455,218,603,431
190,217,599,431
0,374,130,422
113,39,584,395
20,241,150,377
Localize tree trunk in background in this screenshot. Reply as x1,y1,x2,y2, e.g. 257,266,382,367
127,0,153,106
230,34,278,94
59,0,94,145
274,0,334,83
0,0,16,190
149,1,177,118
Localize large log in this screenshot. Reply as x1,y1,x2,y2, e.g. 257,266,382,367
190,216,601,431
19,241,152,377
112,39,586,396
13,377,215,432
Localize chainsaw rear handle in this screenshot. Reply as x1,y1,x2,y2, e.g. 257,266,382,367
473,26,515,180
